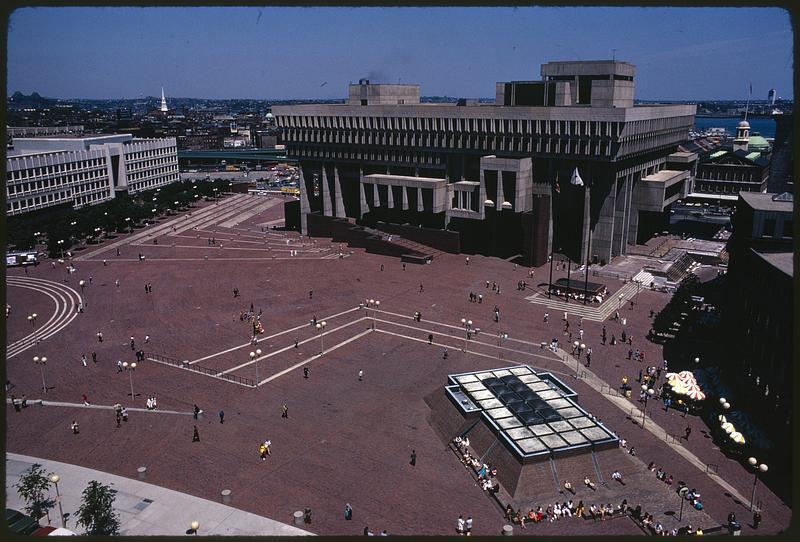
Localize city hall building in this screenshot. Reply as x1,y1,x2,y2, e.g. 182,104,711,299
6,133,179,216
274,61,698,265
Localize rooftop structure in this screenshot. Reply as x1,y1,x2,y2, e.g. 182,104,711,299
161,87,169,112
445,365,618,461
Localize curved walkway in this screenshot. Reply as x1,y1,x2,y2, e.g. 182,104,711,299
5,452,313,536
6,277,83,359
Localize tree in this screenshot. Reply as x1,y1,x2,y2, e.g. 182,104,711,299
15,463,55,522
75,480,120,535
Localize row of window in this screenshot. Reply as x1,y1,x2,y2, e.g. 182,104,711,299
697,169,761,182
129,174,179,192
7,158,106,181
295,146,443,165
7,190,72,213
127,158,177,173
289,134,617,158
7,169,108,196
125,146,177,161
696,183,760,193
128,166,178,182
278,114,626,138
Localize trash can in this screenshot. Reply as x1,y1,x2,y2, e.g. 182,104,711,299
502,524,513,536
221,489,231,504
137,466,147,480
293,511,304,525
729,521,742,536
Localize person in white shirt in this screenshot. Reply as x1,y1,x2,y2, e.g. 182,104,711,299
456,515,465,535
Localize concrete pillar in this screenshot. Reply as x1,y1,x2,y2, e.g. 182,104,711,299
373,183,380,207
321,163,332,217
581,183,591,266
417,187,424,212
333,165,345,218
299,166,310,235
387,184,395,208
359,170,368,218
496,170,505,210
402,186,409,210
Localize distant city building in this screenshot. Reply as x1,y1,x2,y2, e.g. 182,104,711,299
274,60,697,264
7,125,85,139
724,191,793,449
160,87,169,112
691,149,770,202
177,133,222,151
6,133,178,216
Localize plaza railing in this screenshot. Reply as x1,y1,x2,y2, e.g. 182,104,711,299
144,352,256,387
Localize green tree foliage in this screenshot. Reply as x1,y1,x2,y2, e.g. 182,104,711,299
652,275,702,335
75,480,120,535
15,463,55,521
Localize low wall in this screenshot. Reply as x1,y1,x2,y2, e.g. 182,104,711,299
306,213,425,258
370,222,461,253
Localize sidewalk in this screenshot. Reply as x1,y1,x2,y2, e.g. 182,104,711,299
5,453,313,536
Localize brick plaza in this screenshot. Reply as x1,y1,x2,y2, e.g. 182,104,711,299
5,194,792,535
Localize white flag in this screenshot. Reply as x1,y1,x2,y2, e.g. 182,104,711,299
570,167,584,186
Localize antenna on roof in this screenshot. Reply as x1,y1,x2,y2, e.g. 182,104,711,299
612,49,616,62
744,81,752,122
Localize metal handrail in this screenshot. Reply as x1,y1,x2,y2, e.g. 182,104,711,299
145,352,255,387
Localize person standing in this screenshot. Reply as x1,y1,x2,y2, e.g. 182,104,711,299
753,510,762,529
82,354,87,367
456,515,465,535
428,334,434,345
282,404,289,418
465,516,473,535
303,366,309,378
192,425,200,442
11,395,21,412
194,404,201,419
130,337,135,350
122,407,128,422
410,449,416,466
91,351,97,363
71,420,80,434
358,370,363,381
219,410,225,424
684,426,692,440
344,503,353,521
117,360,123,373
97,331,103,342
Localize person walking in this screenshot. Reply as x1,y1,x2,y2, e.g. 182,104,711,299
145,335,150,344
194,404,201,419
428,334,434,345
358,370,363,381
192,425,200,442
282,404,289,418
465,516,473,535
97,331,103,342
82,354,87,367
753,510,762,529
684,426,692,441
117,360,123,373
91,351,97,363
219,410,225,424
410,449,417,466
303,366,309,378
121,407,128,422
71,420,80,434
443,347,449,359
344,503,353,521
130,337,135,350
456,515,465,535
11,395,21,412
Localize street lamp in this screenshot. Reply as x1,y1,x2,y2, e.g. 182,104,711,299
57,239,65,258
28,313,38,329
125,217,131,233
368,299,380,329
79,279,86,293
190,520,199,535
694,357,700,366
641,385,655,429
461,318,473,352
747,457,768,512
497,331,508,359
122,361,138,399
33,355,48,393
250,348,262,387
315,321,327,353
50,475,66,528
618,293,624,312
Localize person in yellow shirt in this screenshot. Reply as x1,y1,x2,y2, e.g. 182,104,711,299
259,442,267,461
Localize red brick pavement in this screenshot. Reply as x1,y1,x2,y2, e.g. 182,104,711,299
5,199,792,535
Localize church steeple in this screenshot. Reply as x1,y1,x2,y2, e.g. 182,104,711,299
733,120,750,152
160,87,168,112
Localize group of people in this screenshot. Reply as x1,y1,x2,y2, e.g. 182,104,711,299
145,396,158,410
505,497,627,527
647,462,675,487
467,292,483,304
452,437,499,494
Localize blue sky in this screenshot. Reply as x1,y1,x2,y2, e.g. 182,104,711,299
7,6,793,101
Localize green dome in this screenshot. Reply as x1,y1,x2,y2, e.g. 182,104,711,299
748,132,770,150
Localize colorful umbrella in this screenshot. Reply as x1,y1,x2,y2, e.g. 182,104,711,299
671,384,688,395
678,370,694,379
686,389,706,401
721,422,735,433
666,372,681,381
730,432,746,444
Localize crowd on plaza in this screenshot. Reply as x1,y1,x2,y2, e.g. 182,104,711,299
452,437,500,494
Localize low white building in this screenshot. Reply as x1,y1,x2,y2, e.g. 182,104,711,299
6,133,179,216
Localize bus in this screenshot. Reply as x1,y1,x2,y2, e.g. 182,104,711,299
6,251,39,267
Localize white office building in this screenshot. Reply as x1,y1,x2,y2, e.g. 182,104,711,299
6,133,179,216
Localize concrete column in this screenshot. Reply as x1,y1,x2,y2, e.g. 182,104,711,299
581,184,591,266
415,166,420,177
359,169,368,218
417,187,424,212
387,184,395,208
402,186,409,210
299,166,310,234
373,183,380,207
496,170,505,210
321,163,332,217
333,165,345,218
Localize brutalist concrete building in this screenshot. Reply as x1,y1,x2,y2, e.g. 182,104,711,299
274,61,697,265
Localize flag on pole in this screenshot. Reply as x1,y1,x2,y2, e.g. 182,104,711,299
554,171,561,194
570,167,584,187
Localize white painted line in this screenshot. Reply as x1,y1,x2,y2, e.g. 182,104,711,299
258,329,374,385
